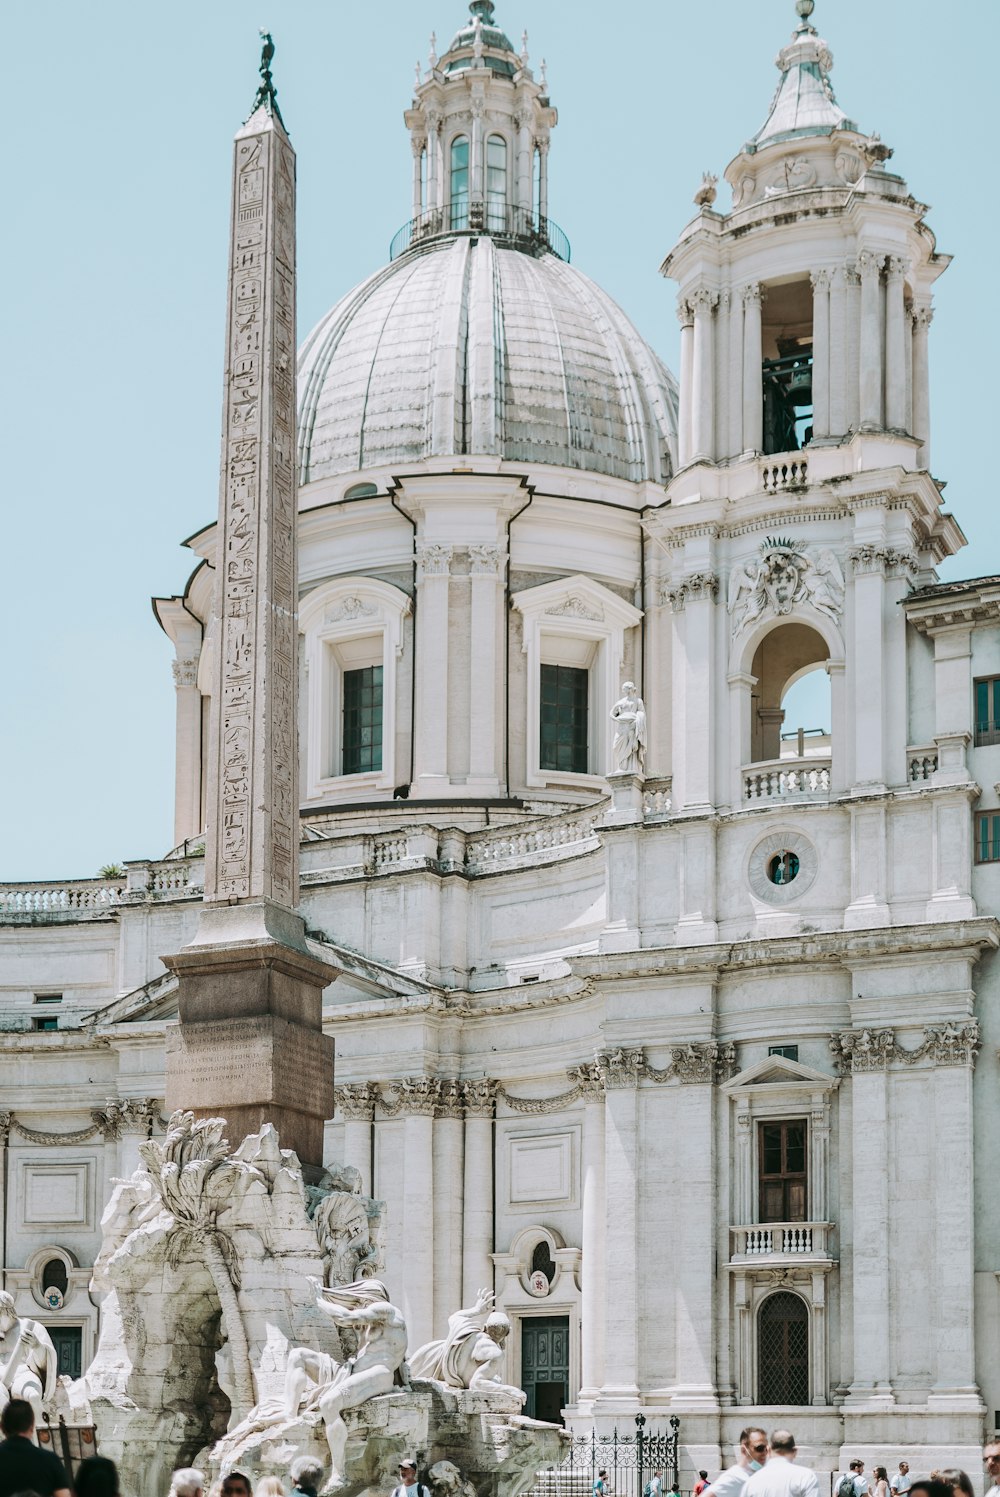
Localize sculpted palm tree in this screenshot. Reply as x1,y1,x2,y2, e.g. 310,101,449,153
139,1111,260,1416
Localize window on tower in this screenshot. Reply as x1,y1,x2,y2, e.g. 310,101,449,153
539,663,589,774
450,136,470,229
486,135,507,231
974,677,1000,746
758,1118,807,1223
342,665,384,776
761,276,814,455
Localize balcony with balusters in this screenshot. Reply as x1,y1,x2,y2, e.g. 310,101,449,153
729,1221,836,1265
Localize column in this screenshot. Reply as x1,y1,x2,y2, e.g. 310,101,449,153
727,290,743,458
884,255,908,431
810,270,831,440
471,101,484,210
596,1049,642,1407
669,1060,719,1407
402,1087,437,1350
741,284,763,454
858,249,884,430
461,1079,497,1305
677,299,694,468
335,1082,377,1196
845,262,861,432
413,543,453,794
808,1096,830,1223
427,113,440,214
850,540,887,786
171,654,203,846
690,286,718,463
884,552,914,789
578,1067,606,1402
715,290,730,461
432,1084,465,1335
828,264,848,437
841,1035,894,1404
468,546,505,794
411,136,425,220
928,1037,981,1405
538,138,549,219
515,112,531,215
911,304,933,467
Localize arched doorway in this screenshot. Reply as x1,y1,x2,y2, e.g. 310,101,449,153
758,1291,809,1404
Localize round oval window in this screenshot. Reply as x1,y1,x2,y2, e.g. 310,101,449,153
767,851,800,886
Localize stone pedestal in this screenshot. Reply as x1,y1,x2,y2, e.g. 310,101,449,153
163,901,337,1167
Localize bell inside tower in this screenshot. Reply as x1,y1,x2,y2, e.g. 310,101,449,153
761,276,813,455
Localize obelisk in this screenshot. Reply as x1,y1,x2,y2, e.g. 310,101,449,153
163,35,336,1168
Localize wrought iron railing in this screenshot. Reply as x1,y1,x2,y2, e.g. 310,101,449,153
534,1416,680,1497
390,200,571,262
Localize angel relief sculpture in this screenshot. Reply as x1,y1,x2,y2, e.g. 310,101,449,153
727,538,844,635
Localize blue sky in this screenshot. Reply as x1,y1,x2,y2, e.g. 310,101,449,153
2,0,996,880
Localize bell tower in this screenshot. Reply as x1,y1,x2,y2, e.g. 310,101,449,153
663,0,947,474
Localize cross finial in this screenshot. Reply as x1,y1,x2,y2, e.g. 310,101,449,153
249,28,285,126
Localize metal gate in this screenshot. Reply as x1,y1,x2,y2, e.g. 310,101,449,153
534,1415,681,1497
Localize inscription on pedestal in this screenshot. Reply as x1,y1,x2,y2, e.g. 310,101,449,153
166,1015,334,1113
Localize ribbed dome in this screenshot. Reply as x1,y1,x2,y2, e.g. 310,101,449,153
297,237,678,486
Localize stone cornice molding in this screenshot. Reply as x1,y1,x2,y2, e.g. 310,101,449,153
904,582,1000,634
334,1081,379,1121
831,1021,982,1073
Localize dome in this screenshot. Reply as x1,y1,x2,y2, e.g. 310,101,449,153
297,236,679,486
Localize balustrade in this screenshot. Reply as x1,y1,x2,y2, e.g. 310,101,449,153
730,1221,833,1261
761,456,808,492
906,746,938,782
743,756,831,802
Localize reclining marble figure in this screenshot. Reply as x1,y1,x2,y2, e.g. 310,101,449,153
409,1289,525,1401
0,1292,58,1422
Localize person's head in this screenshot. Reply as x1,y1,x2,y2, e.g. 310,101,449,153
222,1472,253,1497
76,1458,120,1497
908,1482,954,1497
899,1467,910,1477
399,1459,418,1486
289,1457,324,1495
852,1464,865,1475
874,1472,888,1485
699,1474,709,1483
986,1445,1000,1486
169,1469,205,1497
770,1431,797,1460
599,1472,608,1480
0,1400,35,1439
740,1429,768,1465
255,1481,285,1497
932,1471,974,1497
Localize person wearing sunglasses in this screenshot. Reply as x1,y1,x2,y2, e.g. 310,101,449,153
705,1428,770,1497
744,1431,818,1497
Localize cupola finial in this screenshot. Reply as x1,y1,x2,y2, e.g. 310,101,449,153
249,28,285,126
469,0,495,22
794,0,816,32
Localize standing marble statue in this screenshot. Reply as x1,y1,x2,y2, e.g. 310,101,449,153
283,1279,408,1480
410,1289,525,1401
610,682,647,774
0,1292,58,1422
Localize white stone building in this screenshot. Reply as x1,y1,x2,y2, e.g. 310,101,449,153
2,0,998,1476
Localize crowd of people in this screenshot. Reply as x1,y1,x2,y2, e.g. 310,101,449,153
1,1398,999,1497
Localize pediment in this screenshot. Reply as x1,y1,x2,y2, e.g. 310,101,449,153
511,573,643,629
722,1053,838,1093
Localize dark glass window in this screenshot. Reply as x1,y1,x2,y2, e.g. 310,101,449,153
42,1259,68,1294
758,1119,807,1223
539,664,589,774
33,1017,58,1032
486,135,507,230
975,678,1000,746
758,1292,809,1405
450,136,469,229
768,1044,799,1062
975,811,1000,863
342,666,383,775
768,851,799,885
531,1240,556,1284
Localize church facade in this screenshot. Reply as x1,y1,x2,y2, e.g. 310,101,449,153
2,0,998,1476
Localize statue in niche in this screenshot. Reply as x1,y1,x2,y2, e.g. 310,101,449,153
409,1288,525,1401
0,1292,58,1422
610,682,647,775
283,1278,408,1481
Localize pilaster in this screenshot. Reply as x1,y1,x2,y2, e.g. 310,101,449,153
461,1079,497,1305
335,1081,378,1196
594,1048,643,1410
741,284,763,454
413,542,454,794
858,250,884,431
810,269,831,440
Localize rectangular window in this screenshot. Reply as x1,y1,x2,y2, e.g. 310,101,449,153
539,663,589,774
768,1044,799,1061
975,811,1000,863
33,993,63,1005
974,677,1000,746
33,1017,59,1032
758,1118,807,1223
342,665,383,776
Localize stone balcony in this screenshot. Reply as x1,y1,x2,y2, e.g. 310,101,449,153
743,755,832,803
729,1221,836,1265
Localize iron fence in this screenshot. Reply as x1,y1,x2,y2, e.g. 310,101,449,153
389,201,571,262
534,1416,681,1497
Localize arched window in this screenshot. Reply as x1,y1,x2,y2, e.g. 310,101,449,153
486,135,507,231
758,1291,809,1404
42,1258,68,1295
450,136,469,229
531,1239,556,1284
420,146,427,213
533,145,541,218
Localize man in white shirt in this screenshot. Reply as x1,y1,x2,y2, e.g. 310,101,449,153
984,1439,1000,1496
853,1464,869,1497
890,1464,911,1496
744,1430,819,1497
706,1428,770,1497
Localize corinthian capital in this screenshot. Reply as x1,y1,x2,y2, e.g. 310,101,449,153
856,248,884,280
461,1077,498,1117
416,542,453,578
335,1081,380,1121
595,1046,645,1090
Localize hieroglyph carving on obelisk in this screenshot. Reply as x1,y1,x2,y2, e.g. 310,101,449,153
204,81,298,907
